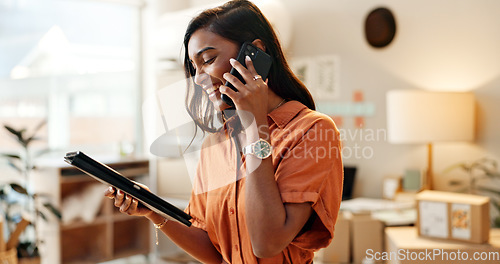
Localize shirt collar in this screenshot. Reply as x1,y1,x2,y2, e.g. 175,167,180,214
223,113,242,138
268,100,307,129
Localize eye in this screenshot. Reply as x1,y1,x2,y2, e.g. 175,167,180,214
203,57,216,65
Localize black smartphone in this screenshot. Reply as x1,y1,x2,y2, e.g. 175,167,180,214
222,42,272,107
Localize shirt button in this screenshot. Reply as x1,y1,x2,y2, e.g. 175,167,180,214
229,207,235,215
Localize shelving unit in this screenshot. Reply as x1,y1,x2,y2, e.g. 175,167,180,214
36,157,151,264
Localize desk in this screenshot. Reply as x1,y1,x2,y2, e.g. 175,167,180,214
317,198,416,264
384,227,500,264
340,197,417,226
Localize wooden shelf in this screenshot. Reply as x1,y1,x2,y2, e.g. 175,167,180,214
39,158,151,264
61,223,109,263
61,215,109,231
112,218,150,257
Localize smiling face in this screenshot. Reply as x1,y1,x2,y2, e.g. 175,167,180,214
187,29,240,111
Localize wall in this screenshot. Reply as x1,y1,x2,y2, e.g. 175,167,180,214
154,0,500,198
282,0,500,197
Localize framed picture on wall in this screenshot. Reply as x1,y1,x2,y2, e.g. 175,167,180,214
403,169,424,192
290,55,340,100
383,175,402,199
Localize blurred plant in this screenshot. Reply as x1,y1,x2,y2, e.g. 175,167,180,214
446,157,500,227
0,121,61,259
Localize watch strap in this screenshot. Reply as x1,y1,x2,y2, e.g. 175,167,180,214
242,144,252,156
242,138,272,159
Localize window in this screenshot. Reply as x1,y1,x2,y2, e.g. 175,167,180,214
0,0,141,155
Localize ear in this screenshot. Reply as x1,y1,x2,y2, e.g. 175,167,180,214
251,39,266,52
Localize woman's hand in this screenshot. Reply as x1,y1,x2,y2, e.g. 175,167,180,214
104,185,152,217
220,56,269,128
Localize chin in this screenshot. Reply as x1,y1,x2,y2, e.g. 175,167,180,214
214,100,232,112
210,93,232,111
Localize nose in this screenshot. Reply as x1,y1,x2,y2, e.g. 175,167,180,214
194,72,211,88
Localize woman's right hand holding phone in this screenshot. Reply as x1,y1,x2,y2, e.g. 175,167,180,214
104,186,153,217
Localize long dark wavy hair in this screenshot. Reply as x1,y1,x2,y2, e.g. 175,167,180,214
183,0,315,134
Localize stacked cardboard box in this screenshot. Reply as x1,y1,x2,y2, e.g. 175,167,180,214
315,211,385,264
315,211,351,263
351,213,385,264
416,190,490,244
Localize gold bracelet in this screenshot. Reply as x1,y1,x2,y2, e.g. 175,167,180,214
154,218,168,245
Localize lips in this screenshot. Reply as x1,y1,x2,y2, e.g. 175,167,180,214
202,83,231,110
205,84,221,98
206,86,218,95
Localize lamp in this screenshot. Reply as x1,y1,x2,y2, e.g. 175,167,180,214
386,90,475,190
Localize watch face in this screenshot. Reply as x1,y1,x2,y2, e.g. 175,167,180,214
253,139,272,159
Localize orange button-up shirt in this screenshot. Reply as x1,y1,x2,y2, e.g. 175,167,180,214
185,101,343,264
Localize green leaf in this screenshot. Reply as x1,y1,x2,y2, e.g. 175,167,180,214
10,183,28,195
477,186,500,196
6,160,22,173
443,163,467,174
493,202,500,212
449,180,464,186
25,136,40,147
25,120,46,147
494,216,500,228
4,125,22,137
43,203,62,219
0,153,21,160
37,210,47,221
4,125,26,146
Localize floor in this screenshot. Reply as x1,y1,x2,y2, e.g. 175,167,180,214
98,255,150,264
98,253,201,264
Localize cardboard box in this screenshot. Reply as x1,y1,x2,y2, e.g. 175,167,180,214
416,190,490,244
385,226,500,264
315,211,351,263
351,213,385,264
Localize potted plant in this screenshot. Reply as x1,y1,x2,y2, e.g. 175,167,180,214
0,121,61,263
446,157,500,227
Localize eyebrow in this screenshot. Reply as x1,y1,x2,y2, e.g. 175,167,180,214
195,47,215,58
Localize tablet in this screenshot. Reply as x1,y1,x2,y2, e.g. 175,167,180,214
64,151,192,227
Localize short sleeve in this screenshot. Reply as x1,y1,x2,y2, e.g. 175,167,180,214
184,191,207,230
274,117,343,251
184,152,208,231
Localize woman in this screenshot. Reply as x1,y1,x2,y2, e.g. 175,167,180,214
105,1,343,263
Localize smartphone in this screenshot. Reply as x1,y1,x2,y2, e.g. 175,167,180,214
222,42,272,107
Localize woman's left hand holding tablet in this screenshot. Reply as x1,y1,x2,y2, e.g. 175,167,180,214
104,185,153,217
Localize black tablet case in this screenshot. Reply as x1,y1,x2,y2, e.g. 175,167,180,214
64,151,192,227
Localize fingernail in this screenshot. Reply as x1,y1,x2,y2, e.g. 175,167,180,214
245,55,251,61
108,186,114,192
229,58,236,65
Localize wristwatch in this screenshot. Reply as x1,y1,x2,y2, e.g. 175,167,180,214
242,138,272,159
